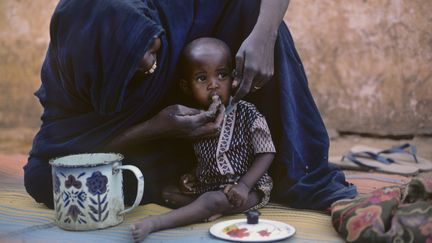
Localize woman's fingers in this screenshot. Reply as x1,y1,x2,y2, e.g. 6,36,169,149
207,95,221,115
176,109,215,127
164,104,225,139
214,105,225,126
189,103,225,138
233,54,244,89
233,32,275,100
184,113,222,138
251,72,266,93
233,65,256,102
172,105,202,116
233,52,266,100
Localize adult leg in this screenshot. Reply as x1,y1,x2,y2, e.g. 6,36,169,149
23,157,54,208
131,190,260,242
260,23,357,209
122,138,195,205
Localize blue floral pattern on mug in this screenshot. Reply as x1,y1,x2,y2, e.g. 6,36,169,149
65,205,86,224
65,174,82,189
53,174,63,221
86,171,109,222
60,173,88,224
54,175,61,194
86,171,108,195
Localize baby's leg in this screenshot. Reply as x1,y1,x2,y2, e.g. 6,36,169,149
207,190,261,222
131,190,261,242
162,185,196,208
225,190,261,214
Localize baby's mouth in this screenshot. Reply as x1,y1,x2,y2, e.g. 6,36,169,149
210,92,220,99
207,94,222,113
211,94,221,102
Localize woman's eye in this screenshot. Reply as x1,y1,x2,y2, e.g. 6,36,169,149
196,75,206,82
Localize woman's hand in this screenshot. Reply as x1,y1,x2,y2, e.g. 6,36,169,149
232,31,276,101
223,182,250,207
232,0,290,102
152,104,224,139
105,103,224,151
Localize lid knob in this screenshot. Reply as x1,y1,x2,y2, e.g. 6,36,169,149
245,210,260,224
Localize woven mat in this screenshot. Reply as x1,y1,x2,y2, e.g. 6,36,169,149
0,154,342,243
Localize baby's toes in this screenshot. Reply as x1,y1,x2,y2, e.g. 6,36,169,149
131,230,143,242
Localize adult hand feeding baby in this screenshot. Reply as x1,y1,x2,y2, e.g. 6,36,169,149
208,95,225,116
172,95,225,139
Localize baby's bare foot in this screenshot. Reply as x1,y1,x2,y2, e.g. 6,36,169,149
131,216,159,242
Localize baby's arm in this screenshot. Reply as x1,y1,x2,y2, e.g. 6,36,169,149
224,153,274,207
239,153,274,190
225,106,276,207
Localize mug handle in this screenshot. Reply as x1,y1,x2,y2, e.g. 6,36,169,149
115,165,144,215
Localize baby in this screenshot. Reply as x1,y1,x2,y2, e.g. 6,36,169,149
131,37,275,242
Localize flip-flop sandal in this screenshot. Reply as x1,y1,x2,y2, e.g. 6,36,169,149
329,151,419,176
350,144,432,172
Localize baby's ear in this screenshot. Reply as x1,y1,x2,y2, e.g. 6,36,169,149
179,79,191,95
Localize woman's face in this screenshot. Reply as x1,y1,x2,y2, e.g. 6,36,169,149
184,48,232,109
138,38,161,74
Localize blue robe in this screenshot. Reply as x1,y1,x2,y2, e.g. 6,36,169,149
24,0,357,210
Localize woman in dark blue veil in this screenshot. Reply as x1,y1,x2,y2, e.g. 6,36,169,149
24,0,356,210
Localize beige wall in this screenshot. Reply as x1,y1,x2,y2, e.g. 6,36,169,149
1,0,431,135
285,0,432,135
0,0,57,127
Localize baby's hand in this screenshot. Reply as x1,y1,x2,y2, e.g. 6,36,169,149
223,182,250,207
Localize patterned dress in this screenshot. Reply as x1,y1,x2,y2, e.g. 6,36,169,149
192,100,275,209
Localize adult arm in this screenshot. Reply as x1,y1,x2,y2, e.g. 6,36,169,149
233,0,290,101
224,153,274,207
104,104,224,151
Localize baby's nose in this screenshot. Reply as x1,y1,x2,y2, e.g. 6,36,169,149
208,78,219,89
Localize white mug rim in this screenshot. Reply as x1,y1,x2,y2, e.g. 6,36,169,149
49,153,124,168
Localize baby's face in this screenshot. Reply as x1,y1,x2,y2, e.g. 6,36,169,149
185,48,232,109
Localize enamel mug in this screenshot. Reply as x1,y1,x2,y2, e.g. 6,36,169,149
50,153,144,230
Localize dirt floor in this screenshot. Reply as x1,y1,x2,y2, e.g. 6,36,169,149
1,127,431,158
328,131,432,161
1,127,431,180
1,127,431,197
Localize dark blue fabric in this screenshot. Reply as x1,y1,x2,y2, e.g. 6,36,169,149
24,0,356,210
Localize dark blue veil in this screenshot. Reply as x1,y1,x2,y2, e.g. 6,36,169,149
25,0,356,210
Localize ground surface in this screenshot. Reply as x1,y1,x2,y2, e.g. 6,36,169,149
1,127,431,159
1,127,430,242
1,127,431,181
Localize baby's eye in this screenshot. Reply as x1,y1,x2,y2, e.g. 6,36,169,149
196,75,206,82
218,72,228,79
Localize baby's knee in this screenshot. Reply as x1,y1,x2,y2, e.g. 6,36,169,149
199,191,230,212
